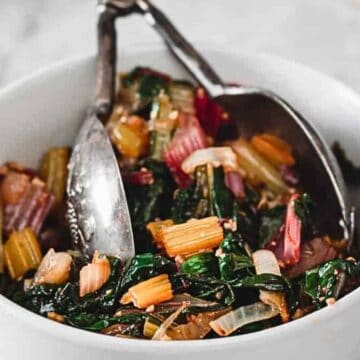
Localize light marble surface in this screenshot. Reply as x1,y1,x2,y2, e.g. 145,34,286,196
0,0,360,93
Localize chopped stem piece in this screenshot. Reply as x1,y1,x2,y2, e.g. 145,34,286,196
33,248,72,285
120,274,173,309
160,216,223,257
4,228,42,280
79,251,111,297
40,147,69,210
253,249,289,322
146,219,174,249
251,133,295,167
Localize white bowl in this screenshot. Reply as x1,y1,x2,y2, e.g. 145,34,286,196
0,44,360,360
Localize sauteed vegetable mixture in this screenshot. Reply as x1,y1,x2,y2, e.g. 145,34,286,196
0,67,359,340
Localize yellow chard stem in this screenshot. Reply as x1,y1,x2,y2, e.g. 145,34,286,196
4,228,42,280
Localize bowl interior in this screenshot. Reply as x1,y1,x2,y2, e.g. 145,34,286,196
0,44,360,356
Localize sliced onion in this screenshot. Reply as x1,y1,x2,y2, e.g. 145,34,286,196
181,147,238,174
33,248,72,285
253,249,281,276
153,293,219,313
252,249,289,322
79,251,111,297
152,304,186,340
167,308,229,340
210,302,278,336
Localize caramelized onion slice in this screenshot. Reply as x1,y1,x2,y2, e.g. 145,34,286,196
210,302,278,336
33,248,72,285
253,250,289,322
181,147,238,174
79,251,111,297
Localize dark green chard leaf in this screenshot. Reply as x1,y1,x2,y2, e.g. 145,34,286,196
293,193,314,239
220,232,248,255
285,277,304,315
65,313,146,332
258,205,286,248
120,253,173,292
171,165,210,223
243,186,260,207
209,167,234,218
0,274,7,294
125,159,175,251
76,257,123,314
122,67,142,88
173,274,236,306
171,165,236,223
232,193,260,249
218,232,253,281
13,257,124,316
0,273,16,297
12,283,59,315
304,259,360,307
122,66,170,104
180,252,218,275
230,273,289,292
11,255,152,335
174,272,288,307
171,188,191,224
219,253,253,281
137,75,168,103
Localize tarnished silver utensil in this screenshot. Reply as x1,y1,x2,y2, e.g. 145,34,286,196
113,0,352,242
66,2,135,262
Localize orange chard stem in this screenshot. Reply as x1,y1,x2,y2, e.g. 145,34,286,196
120,274,173,309
159,216,223,258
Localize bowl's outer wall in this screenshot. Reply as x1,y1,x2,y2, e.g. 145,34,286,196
1,47,360,359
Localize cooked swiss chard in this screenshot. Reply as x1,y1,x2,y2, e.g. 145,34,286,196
0,66,358,341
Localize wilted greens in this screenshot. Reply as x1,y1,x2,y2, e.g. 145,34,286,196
1,66,359,341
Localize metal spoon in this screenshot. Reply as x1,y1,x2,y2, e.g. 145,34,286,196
66,2,135,262
114,0,352,242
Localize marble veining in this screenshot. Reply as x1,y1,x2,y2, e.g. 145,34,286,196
0,0,360,93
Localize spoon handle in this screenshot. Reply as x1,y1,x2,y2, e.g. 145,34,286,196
136,0,225,97
95,4,117,120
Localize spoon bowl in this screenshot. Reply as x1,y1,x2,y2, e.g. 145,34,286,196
114,0,351,241
66,2,135,261
216,87,348,238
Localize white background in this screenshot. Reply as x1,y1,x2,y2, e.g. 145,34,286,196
0,0,360,92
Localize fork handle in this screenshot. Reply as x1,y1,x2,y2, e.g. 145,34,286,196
95,4,117,121
136,0,225,97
